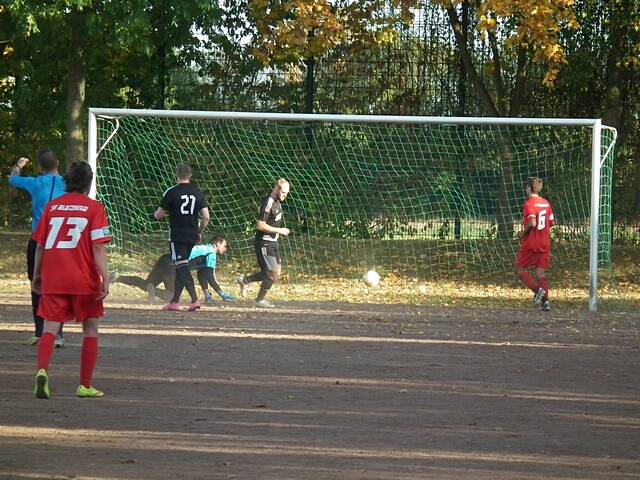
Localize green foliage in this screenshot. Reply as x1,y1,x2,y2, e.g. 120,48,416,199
0,0,638,238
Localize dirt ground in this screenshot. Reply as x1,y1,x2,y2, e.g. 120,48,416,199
0,299,639,480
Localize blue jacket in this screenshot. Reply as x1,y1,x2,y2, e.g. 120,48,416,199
9,174,66,232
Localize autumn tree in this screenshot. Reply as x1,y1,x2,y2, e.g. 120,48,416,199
556,0,640,222
432,0,579,117
248,0,419,113
430,0,580,239
5,1,221,164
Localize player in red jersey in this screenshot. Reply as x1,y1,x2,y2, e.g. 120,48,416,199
515,177,556,311
31,161,111,399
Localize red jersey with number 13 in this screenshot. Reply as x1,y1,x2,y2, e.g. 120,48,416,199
521,195,554,253
32,193,112,295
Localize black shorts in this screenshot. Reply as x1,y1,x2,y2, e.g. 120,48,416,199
255,241,280,272
170,242,194,263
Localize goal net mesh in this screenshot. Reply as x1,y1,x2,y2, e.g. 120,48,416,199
94,114,615,286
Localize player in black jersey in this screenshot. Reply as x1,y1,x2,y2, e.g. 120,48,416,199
237,178,291,308
153,164,210,311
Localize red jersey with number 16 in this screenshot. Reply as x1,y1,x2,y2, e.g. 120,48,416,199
520,195,554,253
32,193,112,295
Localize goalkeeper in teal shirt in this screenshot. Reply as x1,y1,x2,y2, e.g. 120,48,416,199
189,234,235,305
116,234,235,305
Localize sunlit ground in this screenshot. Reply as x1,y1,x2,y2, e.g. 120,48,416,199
0,303,638,479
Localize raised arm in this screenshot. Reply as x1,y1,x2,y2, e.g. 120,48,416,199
10,157,29,178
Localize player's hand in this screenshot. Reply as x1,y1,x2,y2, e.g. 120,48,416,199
280,227,290,236
517,230,525,240
16,157,29,169
218,291,235,302
97,280,110,300
31,276,42,295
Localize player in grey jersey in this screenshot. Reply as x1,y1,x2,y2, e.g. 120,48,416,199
237,179,291,308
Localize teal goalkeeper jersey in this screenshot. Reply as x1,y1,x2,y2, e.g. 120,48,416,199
189,244,217,269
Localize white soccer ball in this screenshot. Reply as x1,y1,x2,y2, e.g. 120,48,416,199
362,270,380,287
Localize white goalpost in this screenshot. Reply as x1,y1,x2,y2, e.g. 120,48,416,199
88,108,616,311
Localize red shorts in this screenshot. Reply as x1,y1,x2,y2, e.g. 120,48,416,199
37,294,104,323
516,249,551,269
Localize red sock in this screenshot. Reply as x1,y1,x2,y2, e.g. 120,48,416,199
80,337,99,388
518,272,539,292
37,332,55,370
539,278,549,300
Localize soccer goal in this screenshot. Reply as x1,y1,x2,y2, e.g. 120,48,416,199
88,109,616,311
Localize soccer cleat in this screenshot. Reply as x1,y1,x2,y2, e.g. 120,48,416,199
541,300,551,312
219,291,235,302
77,385,104,398
146,283,157,303
204,293,217,306
255,299,275,308
54,335,65,348
533,287,545,306
237,276,248,298
162,303,180,311
34,369,50,399
23,335,40,346
187,300,202,311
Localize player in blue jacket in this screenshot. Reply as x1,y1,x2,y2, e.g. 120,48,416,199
9,150,67,347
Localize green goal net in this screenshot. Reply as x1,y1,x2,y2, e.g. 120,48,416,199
89,110,616,308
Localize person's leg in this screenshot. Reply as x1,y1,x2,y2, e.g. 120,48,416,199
256,270,277,302
167,242,198,305
515,249,541,296
33,319,62,398
80,318,99,389
26,239,44,341
256,244,280,304
37,320,62,371
516,266,539,292
168,243,186,305
244,271,266,283
34,293,70,398
176,261,198,303
535,267,549,301
170,263,185,304
242,242,269,284
196,268,210,298
238,243,264,297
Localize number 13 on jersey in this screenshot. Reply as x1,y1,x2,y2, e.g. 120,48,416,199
44,217,88,249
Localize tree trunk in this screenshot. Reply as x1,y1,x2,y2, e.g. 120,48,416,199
602,0,627,133
304,54,316,148
602,0,630,232
443,1,500,117
65,11,87,167
454,0,470,240
443,0,515,240
157,42,167,109
304,55,315,114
